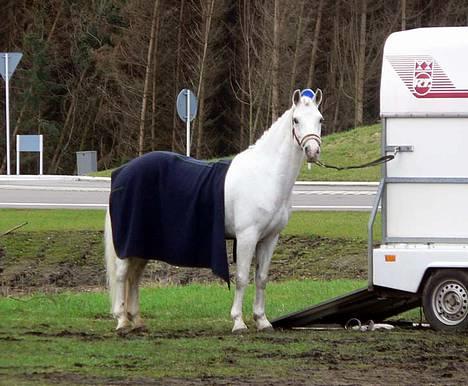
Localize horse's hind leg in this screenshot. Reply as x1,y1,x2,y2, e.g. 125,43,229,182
114,257,132,331
231,230,257,333
127,257,148,330
253,234,278,331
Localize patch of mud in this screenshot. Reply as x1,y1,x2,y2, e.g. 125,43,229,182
24,329,105,341
3,329,468,385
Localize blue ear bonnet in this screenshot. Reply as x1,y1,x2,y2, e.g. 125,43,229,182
301,89,315,99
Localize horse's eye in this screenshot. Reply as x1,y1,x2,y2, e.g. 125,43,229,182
293,118,299,125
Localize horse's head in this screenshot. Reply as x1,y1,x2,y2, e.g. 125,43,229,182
291,89,323,162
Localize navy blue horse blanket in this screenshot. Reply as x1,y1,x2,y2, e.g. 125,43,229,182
109,151,231,284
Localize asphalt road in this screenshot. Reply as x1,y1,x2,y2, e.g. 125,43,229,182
0,176,379,211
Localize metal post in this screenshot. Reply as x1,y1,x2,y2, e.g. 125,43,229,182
186,90,190,157
5,53,10,175
367,179,385,290
16,135,19,175
39,135,43,175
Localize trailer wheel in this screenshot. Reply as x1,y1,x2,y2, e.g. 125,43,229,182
422,270,468,331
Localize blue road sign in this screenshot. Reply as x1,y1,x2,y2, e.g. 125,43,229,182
176,89,198,122
0,53,22,81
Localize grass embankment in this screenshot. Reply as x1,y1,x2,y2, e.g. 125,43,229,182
299,124,381,181
0,209,379,239
0,209,380,290
90,124,382,181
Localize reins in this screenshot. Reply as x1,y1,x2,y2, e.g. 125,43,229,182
312,154,395,170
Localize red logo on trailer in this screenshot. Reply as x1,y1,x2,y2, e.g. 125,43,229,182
386,55,468,98
413,60,433,96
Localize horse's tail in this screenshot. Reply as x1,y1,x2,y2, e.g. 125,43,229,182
104,209,117,314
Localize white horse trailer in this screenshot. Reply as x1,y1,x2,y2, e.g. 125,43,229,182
273,27,468,331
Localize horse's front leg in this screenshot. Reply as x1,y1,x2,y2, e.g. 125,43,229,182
231,230,257,333
253,234,279,331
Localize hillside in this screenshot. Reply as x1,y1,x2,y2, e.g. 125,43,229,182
299,124,381,181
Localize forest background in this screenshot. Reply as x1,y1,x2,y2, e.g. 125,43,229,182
1,0,468,174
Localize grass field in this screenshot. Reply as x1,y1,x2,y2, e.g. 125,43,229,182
1,208,467,384
91,124,382,181
0,209,380,241
1,278,465,385
3,279,430,385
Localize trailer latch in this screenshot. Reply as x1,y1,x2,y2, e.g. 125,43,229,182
385,145,414,154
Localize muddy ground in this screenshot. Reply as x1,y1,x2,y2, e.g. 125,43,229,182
1,231,467,385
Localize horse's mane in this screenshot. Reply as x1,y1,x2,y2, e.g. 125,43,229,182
253,107,293,149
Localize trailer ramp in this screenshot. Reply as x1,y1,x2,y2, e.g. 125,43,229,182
271,286,420,329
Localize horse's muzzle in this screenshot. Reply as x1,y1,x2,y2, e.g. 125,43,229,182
305,142,321,162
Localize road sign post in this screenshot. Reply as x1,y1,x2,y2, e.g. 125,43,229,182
186,90,190,156
176,88,198,157
5,54,10,175
1,52,23,175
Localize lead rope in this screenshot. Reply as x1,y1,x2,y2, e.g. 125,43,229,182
312,147,399,171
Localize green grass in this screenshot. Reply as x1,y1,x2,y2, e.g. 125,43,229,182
299,124,381,181
0,280,362,381
0,281,436,384
89,124,382,181
0,280,364,331
0,209,106,233
283,211,381,241
0,209,380,241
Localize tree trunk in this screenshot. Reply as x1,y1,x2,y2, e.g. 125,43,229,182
271,0,280,123
49,95,76,173
401,0,407,30
138,0,160,156
172,0,185,153
355,0,367,128
307,0,325,88
151,7,161,151
289,0,305,93
195,0,215,159
48,67,88,173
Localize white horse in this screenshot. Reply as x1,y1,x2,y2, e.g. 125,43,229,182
105,89,323,333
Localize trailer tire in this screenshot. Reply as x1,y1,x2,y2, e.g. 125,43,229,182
422,270,468,331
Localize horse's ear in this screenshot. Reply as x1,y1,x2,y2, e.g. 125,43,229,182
314,88,323,107
292,89,301,106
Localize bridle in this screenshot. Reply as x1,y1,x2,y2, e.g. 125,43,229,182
292,115,322,152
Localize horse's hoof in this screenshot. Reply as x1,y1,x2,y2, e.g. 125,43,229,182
254,317,273,332
232,322,248,334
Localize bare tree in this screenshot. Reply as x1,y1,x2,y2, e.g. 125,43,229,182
271,0,280,122
401,0,407,30
307,0,325,88
138,0,160,156
355,0,367,128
